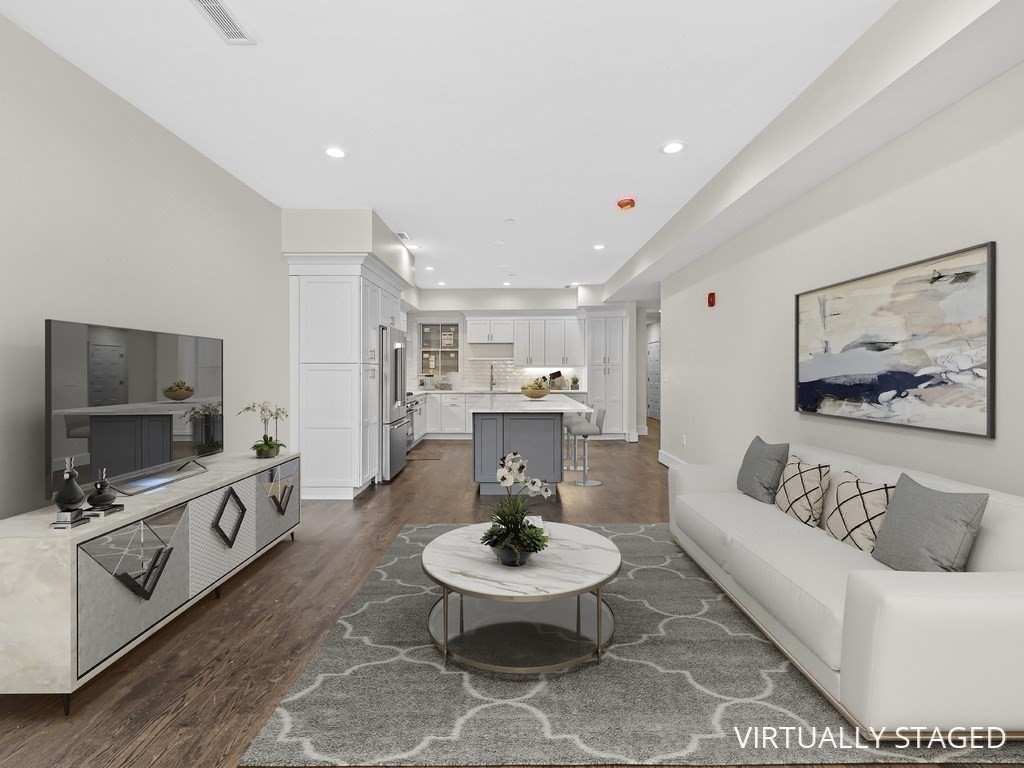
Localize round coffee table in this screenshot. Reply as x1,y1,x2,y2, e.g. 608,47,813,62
421,522,621,673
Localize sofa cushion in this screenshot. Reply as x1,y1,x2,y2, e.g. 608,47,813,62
824,471,895,553
728,525,892,671
775,455,830,526
736,436,789,503
673,491,795,570
767,441,866,524
858,465,1024,572
872,474,988,572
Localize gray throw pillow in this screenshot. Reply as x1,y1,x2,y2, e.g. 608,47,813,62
871,474,988,572
736,436,790,504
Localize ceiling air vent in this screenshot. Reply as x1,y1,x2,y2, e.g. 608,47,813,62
396,232,412,241
189,0,255,44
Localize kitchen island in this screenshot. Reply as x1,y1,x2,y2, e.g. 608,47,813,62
470,393,592,494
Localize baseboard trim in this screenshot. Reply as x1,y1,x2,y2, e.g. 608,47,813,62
637,425,648,436
658,449,685,467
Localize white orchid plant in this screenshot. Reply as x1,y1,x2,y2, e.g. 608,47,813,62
238,401,289,452
479,452,552,564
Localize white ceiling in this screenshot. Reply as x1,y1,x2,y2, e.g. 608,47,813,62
0,0,894,291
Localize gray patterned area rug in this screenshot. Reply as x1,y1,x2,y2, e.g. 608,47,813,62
242,524,1024,765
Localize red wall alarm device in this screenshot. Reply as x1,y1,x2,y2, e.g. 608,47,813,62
707,292,716,308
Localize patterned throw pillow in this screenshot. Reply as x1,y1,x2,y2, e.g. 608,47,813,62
824,471,895,553
774,455,830,526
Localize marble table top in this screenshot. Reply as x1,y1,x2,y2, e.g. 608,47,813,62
421,522,621,600
469,393,593,414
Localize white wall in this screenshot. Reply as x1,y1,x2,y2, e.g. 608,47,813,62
660,61,1024,493
647,321,662,344
0,16,286,517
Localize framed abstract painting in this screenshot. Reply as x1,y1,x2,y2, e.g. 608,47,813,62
795,242,995,437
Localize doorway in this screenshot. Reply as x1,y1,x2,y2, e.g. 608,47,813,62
646,340,661,420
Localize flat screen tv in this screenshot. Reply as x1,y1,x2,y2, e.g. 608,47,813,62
45,320,224,499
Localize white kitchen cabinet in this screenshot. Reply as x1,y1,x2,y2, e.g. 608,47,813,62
398,311,408,333
361,279,380,364
468,319,514,343
541,319,585,367
543,321,565,367
589,364,624,435
380,291,400,329
299,276,360,363
441,394,467,433
360,364,380,485
514,320,546,366
299,363,359,487
564,318,585,366
425,393,442,433
587,316,624,366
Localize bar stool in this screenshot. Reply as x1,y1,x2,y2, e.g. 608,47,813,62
570,408,605,487
563,412,587,470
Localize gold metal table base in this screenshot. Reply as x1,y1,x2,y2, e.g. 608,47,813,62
427,590,615,675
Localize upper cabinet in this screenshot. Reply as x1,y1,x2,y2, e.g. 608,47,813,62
587,316,624,366
380,291,400,329
299,276,360,363
543,319,584,367
513,320,546,366
361,280,380,364
467,319,514,343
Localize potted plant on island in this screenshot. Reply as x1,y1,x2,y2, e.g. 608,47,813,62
479,452,552,566
521,376,550,399
570,375,580,390
239,401,288,459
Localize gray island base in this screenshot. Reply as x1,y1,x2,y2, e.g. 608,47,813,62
471,394,592,495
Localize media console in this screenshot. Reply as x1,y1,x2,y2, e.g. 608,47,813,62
0,451,300,714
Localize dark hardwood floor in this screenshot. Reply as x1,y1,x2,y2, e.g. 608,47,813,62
0,422,668,768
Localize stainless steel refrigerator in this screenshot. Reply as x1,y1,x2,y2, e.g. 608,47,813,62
380,325,408,482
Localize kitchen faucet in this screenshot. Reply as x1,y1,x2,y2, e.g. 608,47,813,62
489,364,496,391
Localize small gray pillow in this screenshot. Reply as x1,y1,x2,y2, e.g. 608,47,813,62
736,436,790,503
871,474,988,572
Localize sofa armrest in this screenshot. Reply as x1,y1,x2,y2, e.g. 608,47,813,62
668,463,740,500
841,569,1024,731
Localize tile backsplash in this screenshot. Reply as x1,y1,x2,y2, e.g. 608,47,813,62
407,354,583,391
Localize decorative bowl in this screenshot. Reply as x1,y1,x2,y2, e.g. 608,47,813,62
521,388,549,399
163,388,194,401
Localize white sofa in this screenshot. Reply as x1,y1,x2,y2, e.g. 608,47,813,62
668,441,1024,734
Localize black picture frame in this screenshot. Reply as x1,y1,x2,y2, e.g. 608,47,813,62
795,242,995,438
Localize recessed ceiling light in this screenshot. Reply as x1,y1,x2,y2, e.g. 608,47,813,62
494,240,505,245
571,282,580,286
593,244,605,251
502,282,511,286
325,146,347,158
437,281,446,286
408,244,421,250
505,218,516,224
424,266,435,271
660,141,686,154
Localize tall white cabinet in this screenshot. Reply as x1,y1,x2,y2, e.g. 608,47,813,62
586,315,626,435
289,256,410,500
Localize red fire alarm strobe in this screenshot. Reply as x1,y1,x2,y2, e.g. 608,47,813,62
707,292,716,308
617,198,636,211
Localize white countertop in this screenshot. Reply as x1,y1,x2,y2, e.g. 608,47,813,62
421,522,621,599
468,393,593,414
410,389,587,396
